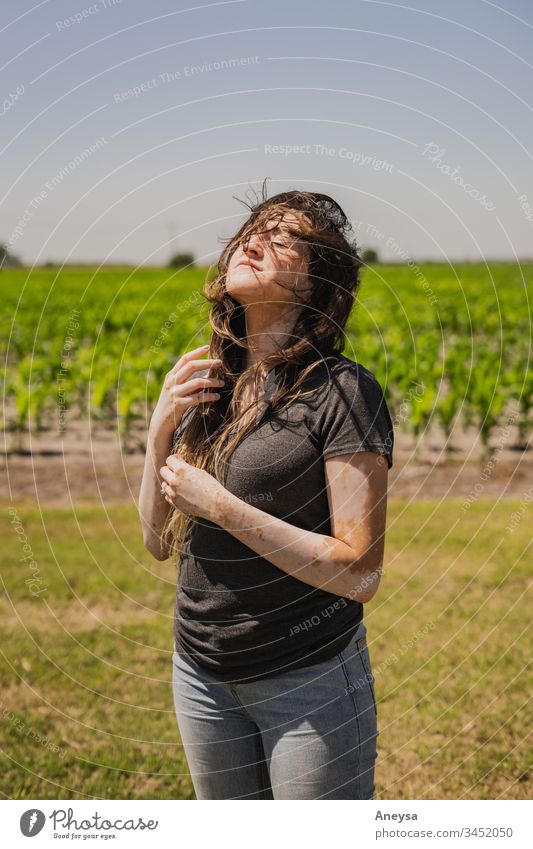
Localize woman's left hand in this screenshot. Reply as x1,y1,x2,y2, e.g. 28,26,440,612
159,456,225,520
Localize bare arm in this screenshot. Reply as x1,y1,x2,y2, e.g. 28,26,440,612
163,449,388,599
138,426,175,560
138,343,224,560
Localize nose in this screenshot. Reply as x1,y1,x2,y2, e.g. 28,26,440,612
243,231,263,259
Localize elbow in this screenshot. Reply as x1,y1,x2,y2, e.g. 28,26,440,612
345,558,383,603
355,587,378,604
140,515,172,561
143,535,170,561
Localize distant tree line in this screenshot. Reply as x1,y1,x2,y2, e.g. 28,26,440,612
0,244,21,269
168,252,196,269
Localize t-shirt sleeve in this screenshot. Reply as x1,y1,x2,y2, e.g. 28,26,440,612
317,363,394,469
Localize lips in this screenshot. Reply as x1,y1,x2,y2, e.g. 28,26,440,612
237,260,259,270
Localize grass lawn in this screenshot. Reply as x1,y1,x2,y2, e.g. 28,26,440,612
0,497,530,799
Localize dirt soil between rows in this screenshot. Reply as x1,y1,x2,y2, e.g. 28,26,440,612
1,412,530,508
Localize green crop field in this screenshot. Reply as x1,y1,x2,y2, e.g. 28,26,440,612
0,497,529,799
2,262,532,453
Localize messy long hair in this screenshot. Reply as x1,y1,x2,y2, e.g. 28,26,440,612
162,182,363,564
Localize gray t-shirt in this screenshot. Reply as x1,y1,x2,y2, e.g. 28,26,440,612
172,353,394,684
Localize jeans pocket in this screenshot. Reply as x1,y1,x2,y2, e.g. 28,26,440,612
337,637,378,718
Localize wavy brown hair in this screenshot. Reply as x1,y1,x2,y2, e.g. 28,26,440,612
162,183,363,564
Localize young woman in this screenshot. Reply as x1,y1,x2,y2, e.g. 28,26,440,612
138,187,394,800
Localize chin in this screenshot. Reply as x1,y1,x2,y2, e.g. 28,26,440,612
226,270,261,300
226,286,265,306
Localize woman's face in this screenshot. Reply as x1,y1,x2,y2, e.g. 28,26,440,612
225,212,312,306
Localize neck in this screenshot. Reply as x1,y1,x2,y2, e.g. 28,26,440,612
243,302,301,369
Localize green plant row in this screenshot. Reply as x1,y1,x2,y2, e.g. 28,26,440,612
1,263,531,454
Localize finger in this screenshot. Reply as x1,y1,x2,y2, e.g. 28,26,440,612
162,487,175,506
168,344,210,375
168,344,212,375
159,466,173,483
172,358,223,384
166,361,222,391
174,376,224,395
166,455,192,474
178,390,221,404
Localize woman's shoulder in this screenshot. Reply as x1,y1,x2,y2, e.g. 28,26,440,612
331,353,381,379
305,353,385,395
309,354,394,468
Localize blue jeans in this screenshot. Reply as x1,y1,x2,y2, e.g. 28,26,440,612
171,620,378,799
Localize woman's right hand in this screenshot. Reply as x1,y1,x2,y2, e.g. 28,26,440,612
149,343,225,438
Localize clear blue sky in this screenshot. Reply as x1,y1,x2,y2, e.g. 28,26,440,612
1,0,532,265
